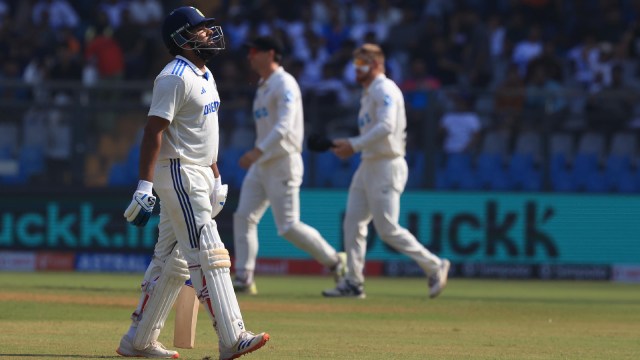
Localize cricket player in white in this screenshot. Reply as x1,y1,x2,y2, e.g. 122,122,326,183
323,44,450,299
232,36,346,294
116,7,269,359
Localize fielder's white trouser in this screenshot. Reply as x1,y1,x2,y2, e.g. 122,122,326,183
344,157,442,285
132,159,246,349
234,153,337,280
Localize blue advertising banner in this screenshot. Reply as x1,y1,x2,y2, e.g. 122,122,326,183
256,191,640,266
1,190,639,267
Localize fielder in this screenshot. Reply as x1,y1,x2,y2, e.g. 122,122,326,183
232,36,346,295
322,44,450,299
116,6,269,359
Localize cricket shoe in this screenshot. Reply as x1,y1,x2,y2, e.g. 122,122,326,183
331,252,347,283
232,278,258,295
428,259,450,299
218,331,270,360
116,334,179,358
322,279,366,299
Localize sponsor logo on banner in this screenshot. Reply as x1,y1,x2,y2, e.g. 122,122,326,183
36,252,75,271
76,253,151,272
612,265,640,283
251,258,384,276
0,251,36,271
538,264,610,280
0,201,159,252
385,261,612,280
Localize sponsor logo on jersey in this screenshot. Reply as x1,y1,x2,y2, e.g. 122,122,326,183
284,90,294,103
254,107,268,120
204,101,220,115
358,113,371,127
201,87,206,94
383,94,392,106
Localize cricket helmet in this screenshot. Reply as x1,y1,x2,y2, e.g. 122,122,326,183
162,6,225,59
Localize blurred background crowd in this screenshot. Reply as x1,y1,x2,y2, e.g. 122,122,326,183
2,0,640,193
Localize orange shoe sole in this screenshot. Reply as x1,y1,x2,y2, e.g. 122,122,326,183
227,333,270,360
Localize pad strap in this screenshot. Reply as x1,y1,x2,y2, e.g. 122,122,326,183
200,248,231,269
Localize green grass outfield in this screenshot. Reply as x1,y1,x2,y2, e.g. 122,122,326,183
0,272,639,360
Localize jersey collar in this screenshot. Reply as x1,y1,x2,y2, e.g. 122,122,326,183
364,73,386,94
259,66,284,87
370,73,386,88
175,55,210,79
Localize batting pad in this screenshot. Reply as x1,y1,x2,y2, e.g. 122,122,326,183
133,252,190,350
199,223,244,348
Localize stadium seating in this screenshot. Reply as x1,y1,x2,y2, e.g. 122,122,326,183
301,150,311,187
572,153,601,191
19,146,45,178
508,153,542,191
474,130,510,190
126,145,140,180
509,131,542,190
218,147,248,189
550,153,574,191
605,154,634,192
107,161,135,186
436,153,477,190
329,156,357,188
605,132,637,192
573,132,606,192
549,132,575,191
313,151,339,187
406,150,426,189
475,153,509,190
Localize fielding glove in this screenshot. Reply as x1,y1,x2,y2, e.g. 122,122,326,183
210,176,228,219
124,180,156,227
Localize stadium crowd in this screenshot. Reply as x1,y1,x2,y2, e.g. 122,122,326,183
2,0,640,192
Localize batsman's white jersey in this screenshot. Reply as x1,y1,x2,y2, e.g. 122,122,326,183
345,74,443,285
131,55,248,350
233,66,338,280
149,55,220,166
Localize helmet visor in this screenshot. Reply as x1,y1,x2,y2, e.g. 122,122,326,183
173,23,225,50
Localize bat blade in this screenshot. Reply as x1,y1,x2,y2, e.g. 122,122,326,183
173,284,199,349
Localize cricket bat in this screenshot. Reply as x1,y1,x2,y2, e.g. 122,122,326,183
173,284,199,349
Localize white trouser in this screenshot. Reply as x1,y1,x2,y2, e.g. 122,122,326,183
234,153,337,279
344,157,442,285
152,159,245,347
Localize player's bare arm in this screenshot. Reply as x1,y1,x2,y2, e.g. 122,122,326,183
138,116,170,181
211,162,220,178
239,147,263,169
331,139,355,160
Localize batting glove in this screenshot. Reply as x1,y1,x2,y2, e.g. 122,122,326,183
210,176,228,219
124,180,156,227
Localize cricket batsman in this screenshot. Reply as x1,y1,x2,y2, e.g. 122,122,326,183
116,6,269,359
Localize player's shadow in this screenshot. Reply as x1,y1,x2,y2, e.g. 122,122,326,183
0,355,119,359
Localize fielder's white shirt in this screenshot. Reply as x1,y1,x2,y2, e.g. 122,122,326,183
149,55,220,166
252,66,304,163
349,73,406,159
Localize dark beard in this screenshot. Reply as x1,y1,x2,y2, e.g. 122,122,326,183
195,48,219,61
